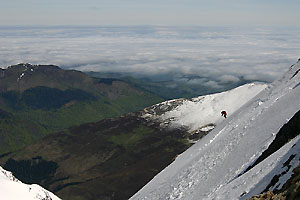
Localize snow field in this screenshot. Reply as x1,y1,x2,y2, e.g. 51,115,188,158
160,83,267,132
131,61,300,200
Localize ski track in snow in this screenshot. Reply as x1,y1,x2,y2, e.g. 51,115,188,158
131,61,300,200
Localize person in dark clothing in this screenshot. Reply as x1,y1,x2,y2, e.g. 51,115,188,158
221,111,227,118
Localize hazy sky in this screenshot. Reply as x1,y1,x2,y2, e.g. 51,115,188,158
1,0,300,26
0,1,299,91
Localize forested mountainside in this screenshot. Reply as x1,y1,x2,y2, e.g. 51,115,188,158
0,63,162,154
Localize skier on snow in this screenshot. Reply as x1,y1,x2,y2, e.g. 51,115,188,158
221,110,227,118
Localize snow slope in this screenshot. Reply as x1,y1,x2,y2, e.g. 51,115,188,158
0,166,60,200
142,83,267,134
216,135,300,200
161,83,267,132
131,60,300,200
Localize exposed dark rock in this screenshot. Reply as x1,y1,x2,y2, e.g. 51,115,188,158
244,109,300,174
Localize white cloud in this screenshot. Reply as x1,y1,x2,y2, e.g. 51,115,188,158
203,80,222,89
0,26,299,85
186,78,207,85
219,75,240,83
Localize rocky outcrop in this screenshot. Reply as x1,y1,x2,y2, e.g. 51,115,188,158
248,162,300,200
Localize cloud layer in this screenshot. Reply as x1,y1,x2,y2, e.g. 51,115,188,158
0,26,299,88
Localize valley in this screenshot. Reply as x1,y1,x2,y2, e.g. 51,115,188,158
0,63,163,154
1,61,300,200
0,63,267,200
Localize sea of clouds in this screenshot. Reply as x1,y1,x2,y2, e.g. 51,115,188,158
0,26,299,88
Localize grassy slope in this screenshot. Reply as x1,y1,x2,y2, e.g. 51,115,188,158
0,64,163,154
1,113,190,200
0,118,47,154
8,89,161,133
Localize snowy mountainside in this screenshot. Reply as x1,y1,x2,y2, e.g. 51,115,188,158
216,135,300,199
131,60,300,200
142,83,267,141
0,166,60,200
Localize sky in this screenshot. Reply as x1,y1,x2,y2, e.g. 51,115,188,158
0,1,299,92
1,0,300,26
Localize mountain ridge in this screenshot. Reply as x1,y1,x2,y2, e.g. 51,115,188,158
131,59,300,199
2,60,299,199
0,81,267,200
0,63,163,154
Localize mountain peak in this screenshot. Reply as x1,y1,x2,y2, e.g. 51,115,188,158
0,63,88,92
